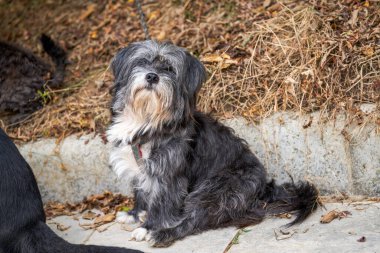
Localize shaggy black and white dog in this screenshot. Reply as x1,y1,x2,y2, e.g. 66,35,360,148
107,41,319,247
0,128,142,253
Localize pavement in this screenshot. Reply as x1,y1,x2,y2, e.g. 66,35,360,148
48,201,380,253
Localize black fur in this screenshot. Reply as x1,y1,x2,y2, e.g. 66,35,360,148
108,40,319,247
0,128,142,253
0,34,67,122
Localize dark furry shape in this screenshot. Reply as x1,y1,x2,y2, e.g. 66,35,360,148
0,128,142,253
0,34,67,121
108,40,319,247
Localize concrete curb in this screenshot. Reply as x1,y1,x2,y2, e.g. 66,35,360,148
17,111,380,202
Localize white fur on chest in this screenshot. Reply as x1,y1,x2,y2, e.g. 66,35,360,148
107,114,152,182
109,142,160,199
109,142,151,180
107,115,159,198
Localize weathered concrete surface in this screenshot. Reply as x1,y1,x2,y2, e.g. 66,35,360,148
18,135,130,202
224,113,380,195
48,202,380,253
228,202,380,253
18,111,380,202
48,214,237,253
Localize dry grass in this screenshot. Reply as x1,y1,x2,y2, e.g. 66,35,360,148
0,0,379,141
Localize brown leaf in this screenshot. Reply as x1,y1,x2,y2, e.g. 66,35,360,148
201,54,224,63
90,31,98,40
56,223,71,231
82,210,98,220
320,210,339,223
362,46,374,57
263,0,272,9
94,213,115,224
80,3,97,21
276,213,292,219
320,210,352,223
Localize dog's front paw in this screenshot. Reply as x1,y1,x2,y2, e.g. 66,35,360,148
131,227,149,242
148,229,175,248
116,211,137,224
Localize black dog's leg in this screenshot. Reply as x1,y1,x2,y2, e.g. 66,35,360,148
0,128,143,253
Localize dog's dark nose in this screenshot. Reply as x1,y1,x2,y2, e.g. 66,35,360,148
146,73,159,84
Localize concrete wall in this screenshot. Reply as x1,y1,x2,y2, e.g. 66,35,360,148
17,111,380,202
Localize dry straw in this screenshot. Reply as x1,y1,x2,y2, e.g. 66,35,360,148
1,1,378,141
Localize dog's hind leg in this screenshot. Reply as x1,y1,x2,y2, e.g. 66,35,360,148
148,174,266,247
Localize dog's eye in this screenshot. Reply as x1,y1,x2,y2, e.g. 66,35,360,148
157,65,175,74
166,66,175,73
160,66,175,74
141,59,150,65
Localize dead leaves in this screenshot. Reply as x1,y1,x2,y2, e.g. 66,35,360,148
201,53,239,69
320,210,352,224
45,191,133,219
45,192,134,231
2,0,379,141
80,3,97,21
82,210,98,220
362,46,375,57
94,213,116,224
80,213,117,230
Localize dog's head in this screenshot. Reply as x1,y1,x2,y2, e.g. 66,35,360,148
110,40,206,140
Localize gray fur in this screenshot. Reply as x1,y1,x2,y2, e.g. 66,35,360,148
108,40,318,247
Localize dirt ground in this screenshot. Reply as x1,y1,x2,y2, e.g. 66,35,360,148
0,0,379,141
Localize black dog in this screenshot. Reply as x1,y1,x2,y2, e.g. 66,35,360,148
107,41,319,246
0,128,142,253
0,35,67,123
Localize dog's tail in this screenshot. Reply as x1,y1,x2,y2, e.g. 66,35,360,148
9,220,142,253
39,34,67,88
261,180,319,226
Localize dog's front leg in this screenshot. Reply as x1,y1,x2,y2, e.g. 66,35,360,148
130,175,188,242
131,141,189,242
117,187,147,224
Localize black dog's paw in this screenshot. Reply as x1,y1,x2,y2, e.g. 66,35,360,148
147,229,175,248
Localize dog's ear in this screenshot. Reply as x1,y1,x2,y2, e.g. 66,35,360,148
110,44,138,115
111,44,138,81
183,52,207,107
